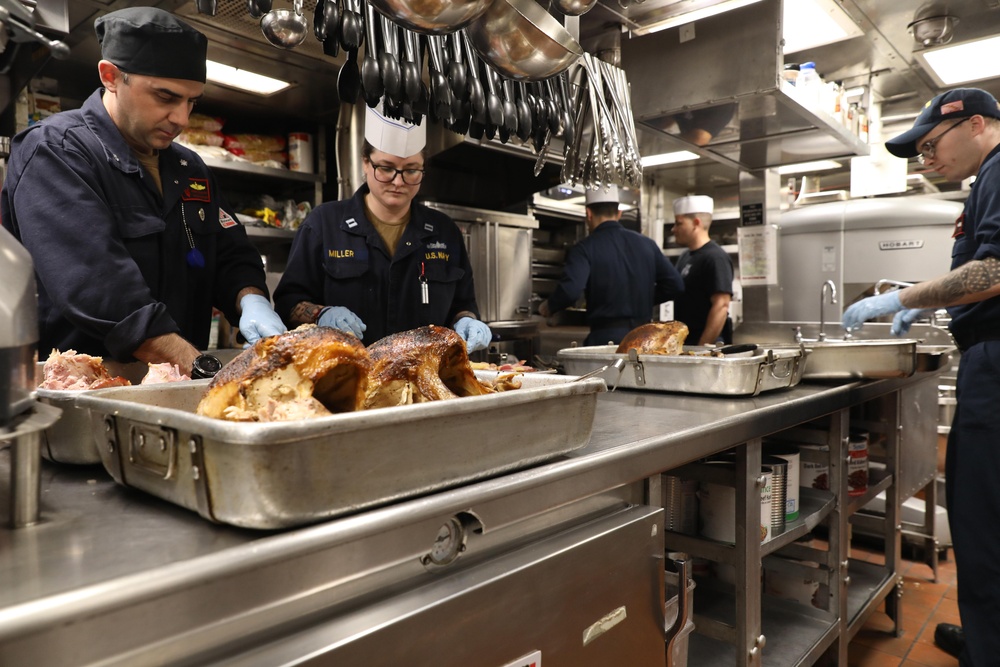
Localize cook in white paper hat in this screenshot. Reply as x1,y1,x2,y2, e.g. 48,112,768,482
270,97,494,355
670,192,735,347
364,102,426,158
673,195,714,216
585,184,620,206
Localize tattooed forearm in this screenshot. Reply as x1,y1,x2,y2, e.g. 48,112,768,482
290,301,325,325
905,257,1000,308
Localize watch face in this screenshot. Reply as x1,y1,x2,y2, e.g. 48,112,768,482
193,354,223,379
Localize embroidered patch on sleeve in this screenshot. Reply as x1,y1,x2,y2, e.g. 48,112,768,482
219,209,238,228
183,178,211,202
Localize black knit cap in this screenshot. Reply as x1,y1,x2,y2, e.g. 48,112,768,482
95,7,207,83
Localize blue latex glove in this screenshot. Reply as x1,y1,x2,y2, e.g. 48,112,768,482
318,306,367,340
239,294,286,345
891,308,935,336
841,291,903,332
454,317,492,352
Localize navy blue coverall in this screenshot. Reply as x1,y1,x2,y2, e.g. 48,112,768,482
0,90,268,361
942,143,1000,667
273,185,481,344
545,220,684,346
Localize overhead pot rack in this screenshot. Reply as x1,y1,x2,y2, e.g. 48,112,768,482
188,0,636,190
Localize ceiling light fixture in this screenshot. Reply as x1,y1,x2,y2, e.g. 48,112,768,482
775,160,843,175
782,0,863,54
206,60,292,96
630,0,763,36
640,150,701,167
908,3,959,47
915,35,1000,86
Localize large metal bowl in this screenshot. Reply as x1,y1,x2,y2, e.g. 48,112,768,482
368,0,494,34
465,0,583,81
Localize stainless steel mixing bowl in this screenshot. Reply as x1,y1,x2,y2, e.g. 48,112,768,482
465,0,583,81
368,0,494,34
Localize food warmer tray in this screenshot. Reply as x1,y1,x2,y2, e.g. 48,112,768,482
73,372,606,529
556,345,806,396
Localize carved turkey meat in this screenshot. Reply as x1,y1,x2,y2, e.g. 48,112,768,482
364,325,496,409
615,321,690,355
196,324,371,422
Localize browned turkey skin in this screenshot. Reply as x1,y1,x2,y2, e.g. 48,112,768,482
364,325,496,409
196,325,371,421
615,321,690,355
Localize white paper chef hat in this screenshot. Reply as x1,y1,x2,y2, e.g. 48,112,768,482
585,184,619,206
364,102,426,158
673,195,714,216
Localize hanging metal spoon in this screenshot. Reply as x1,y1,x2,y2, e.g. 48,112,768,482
462,31,486,124
361,1,383,107
516,81,532,142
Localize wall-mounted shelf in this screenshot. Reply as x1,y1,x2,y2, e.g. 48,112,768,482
203,156,324,184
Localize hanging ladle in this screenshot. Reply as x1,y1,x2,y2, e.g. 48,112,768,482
260,0,309,49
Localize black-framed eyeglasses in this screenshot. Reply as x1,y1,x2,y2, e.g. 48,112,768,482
918,117,970,164
371,164,425,185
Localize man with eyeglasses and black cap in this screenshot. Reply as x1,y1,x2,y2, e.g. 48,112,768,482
841,87,1000,666
0,7,286,379
274,103,491,351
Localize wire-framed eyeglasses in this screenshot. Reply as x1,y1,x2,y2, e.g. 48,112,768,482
917,117,970,165
371,164,425,185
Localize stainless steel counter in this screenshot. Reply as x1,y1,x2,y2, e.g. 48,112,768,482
0,374,935,666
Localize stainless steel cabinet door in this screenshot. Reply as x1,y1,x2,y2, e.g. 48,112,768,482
219,505,667,667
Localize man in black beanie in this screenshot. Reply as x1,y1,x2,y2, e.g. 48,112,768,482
1,7,285,376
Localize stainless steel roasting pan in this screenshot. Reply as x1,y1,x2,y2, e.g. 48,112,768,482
556,345,806,396
74,372,606,529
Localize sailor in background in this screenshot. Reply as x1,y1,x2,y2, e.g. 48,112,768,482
0,7,284,374
671,195,735,345
539,185,684,346
275,103,492,350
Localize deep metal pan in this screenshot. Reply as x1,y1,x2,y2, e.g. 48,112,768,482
33,361,148,464
74,372,606,529
556,345,806,396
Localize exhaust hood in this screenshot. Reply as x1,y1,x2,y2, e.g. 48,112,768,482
620,0,869,173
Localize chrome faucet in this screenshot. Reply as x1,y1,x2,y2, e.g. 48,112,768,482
819,280,837,341
874,279,914,295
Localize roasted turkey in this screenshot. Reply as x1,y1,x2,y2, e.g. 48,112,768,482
196,324,371,422
39,349,131,390
363,325,496,409
615,321,690,355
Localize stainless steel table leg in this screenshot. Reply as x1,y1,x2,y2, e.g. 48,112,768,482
10,429,41,528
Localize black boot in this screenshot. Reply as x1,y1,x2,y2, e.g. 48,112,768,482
935,623,965,659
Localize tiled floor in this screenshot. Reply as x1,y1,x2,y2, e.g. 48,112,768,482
847,541,960,667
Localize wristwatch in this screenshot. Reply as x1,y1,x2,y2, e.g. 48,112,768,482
191,353,223,380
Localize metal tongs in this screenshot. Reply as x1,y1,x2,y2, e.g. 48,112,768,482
572,357,626,391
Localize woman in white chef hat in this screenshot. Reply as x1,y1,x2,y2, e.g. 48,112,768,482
275,102,492,350
671,194,735,345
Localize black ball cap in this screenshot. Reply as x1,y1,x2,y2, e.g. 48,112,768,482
95,7,208,83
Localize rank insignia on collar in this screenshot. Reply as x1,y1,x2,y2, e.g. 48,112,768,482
180,159,189,167
182,178,210,202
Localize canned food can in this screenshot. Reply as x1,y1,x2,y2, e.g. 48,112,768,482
764,442,801,521
799,444,829,491
288,132,314,173
848,431,869,497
